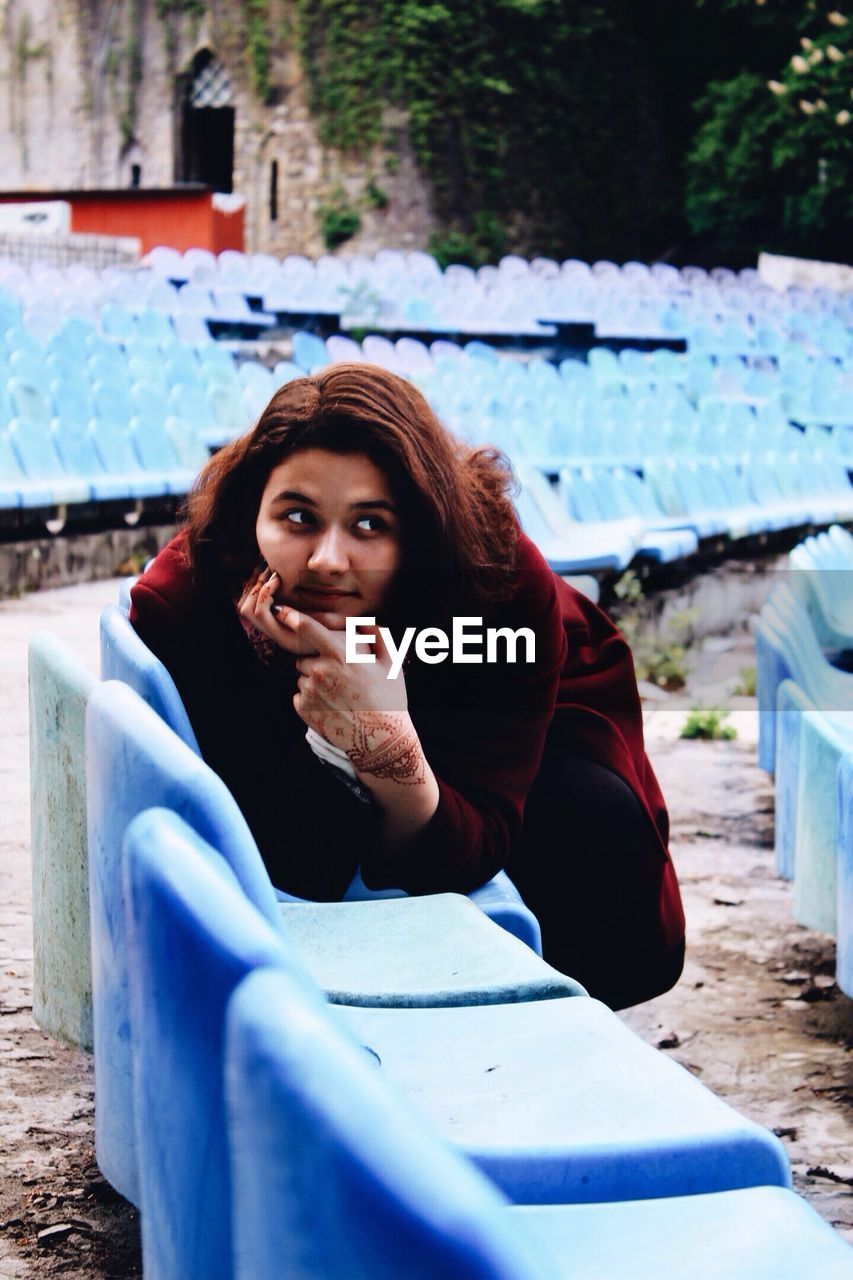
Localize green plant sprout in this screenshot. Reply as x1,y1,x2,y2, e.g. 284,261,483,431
679,707,737,741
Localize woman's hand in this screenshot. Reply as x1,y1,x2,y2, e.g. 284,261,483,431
289,609,409,751
238,566,347,655
292,610,439,839
240,574,439,842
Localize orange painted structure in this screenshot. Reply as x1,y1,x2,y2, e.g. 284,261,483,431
0,187,244,256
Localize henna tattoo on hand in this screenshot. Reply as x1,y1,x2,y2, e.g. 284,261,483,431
347,713,425,785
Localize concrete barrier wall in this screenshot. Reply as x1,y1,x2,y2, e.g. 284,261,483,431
0,526,177,598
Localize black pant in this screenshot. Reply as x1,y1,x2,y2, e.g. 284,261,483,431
508,753,685,1011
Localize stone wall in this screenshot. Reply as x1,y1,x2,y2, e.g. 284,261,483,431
0,525,178,597
0,0,436,258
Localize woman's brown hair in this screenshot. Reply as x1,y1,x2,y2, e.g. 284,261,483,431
183,363,519,622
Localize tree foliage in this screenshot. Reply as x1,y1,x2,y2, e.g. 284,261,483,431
685,2,852,259
289,0,851,262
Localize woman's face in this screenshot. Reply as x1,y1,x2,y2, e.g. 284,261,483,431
255,448,402,624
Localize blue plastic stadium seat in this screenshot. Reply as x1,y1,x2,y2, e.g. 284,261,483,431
89,419,169,499
127,355,170,397
85,680,561,1201
837,753,853,999
8,376,52,429
517,464,639,572
126,414,196,494
51,419,138,502
225,966,853,1280
292,330,329,372
0,430,53,507
136,307,174,344
100,604,201,749
167,384,223,447
121,809,793,1278
7,417,90,505
28,634,97,1049
100,303,138,341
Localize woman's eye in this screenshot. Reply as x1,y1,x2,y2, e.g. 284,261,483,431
284,509,313,526
354,515,387,533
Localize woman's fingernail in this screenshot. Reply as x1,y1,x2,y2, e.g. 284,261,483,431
270,603,281,616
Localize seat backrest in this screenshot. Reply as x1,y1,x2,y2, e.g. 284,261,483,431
164,349,204,390
127,414,182,473
8,416,68,480
130,383,170,425
165,415,210,471
198,341,237,380
837,753,853,999
85,680,284,1204
28,633,97,1049
616,467,665,519
136,307,174,343
91,379,133,427
0,429,27,497
51,419,108,480
563,471,607,522
292,330,329,372
512,485,558,547
100,604,200,751
123,809,308,1280
271,359,303,386
8,376,52,429
90,417,148,477
225,966,544,1280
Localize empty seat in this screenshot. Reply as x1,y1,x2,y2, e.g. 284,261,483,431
291,330,329,372
7,417,90,505
121,806,792,1278
226,966,853,1280
28,634,97,1048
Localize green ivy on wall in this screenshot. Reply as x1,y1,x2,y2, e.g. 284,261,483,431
293,0,675,261
244,0,273,101
120,0,145,150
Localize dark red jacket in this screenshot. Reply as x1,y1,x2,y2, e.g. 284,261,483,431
130,530,684,951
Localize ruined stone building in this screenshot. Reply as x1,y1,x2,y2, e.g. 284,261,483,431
0,0,434,256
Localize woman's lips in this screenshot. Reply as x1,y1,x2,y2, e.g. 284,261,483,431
295,586,357,604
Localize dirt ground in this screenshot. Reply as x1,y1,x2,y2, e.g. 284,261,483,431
0,579,851,1278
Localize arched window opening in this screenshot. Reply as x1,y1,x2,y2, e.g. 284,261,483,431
179,50,234,193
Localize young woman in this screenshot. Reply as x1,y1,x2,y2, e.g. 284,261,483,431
130,362,684,1008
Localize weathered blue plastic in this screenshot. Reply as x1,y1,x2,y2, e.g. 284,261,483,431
226,967,545,1280
774,679,809,879
226,969,853,1280
123,809,304,1279
794,709,853,936
85,681,283,1205
127,812,789,1224
755,614,792,775
276,894,582,1007
28,634,97,1049
85,683,581,1202
333,996,790,1206
99,604,200,752
837,752,853,999
756,585,853,774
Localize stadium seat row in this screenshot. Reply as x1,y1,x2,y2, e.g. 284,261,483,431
1,246,850,354
755,525,853,997
28,610,853,1277
137,245,852,353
